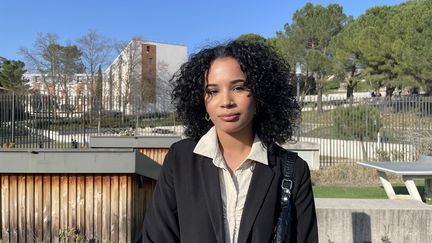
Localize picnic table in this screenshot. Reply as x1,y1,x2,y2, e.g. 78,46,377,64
358,155,432,202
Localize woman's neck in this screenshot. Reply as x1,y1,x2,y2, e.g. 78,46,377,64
216,129,254,173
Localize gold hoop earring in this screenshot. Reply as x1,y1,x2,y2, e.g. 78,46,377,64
205,113,211,121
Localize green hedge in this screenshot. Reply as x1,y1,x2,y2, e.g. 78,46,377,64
332,105,381,141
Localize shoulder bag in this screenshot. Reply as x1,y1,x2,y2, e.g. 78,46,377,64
272,152,297,243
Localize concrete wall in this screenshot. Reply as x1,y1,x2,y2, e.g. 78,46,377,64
282,141,320,170
301,136,416,162
315,198,432,243
145,41,187,76
0,148,161,179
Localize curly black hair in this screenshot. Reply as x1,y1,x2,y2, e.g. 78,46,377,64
171,40,300,148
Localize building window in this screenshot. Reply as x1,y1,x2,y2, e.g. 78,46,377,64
146,46,150,53
148,58,153,64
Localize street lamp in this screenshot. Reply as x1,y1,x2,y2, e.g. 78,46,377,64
294,63,302,142
295,63,301,100
0,87,15,143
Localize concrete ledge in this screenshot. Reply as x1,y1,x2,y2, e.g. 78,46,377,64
315,198,432,243
89,136,181,148
0,149,161,179
282,141,320,170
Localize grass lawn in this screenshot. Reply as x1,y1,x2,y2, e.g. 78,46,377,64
311,163,432,204
313,186,389,199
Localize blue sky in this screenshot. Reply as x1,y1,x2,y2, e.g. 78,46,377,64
1,0,406,62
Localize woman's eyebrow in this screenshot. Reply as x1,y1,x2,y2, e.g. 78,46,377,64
206,79,245,86
205,83,217,88
231,79,245,84
205,79,245,88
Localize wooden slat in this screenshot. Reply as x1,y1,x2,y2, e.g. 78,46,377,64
68,175,77,230
138,148,169,165
51,175,60,242
77,175,85,236
138,176,144,239
60,175,68,232
18,176,26,242
34,175,43,242
127,175,132,242
26,175,35,242
94,175,102,241
110,176,119,242
85,176,94,239
132,176,138,239
2,175,10,242
119,175,127,243
102,175,111,243
43,176,51,243
9,175,18,242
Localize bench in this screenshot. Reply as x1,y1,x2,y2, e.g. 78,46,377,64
357,155,432,202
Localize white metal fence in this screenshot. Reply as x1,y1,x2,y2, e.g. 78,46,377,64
1,94,431,166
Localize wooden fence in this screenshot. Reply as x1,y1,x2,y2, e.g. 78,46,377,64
0,174,155,243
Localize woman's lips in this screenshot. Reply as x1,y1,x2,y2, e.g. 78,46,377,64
219,113,239,122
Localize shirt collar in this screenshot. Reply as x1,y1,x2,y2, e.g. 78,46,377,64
193,126,268,166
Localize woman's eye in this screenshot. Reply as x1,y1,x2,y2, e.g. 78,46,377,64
205,89,218,95
233,86,247,92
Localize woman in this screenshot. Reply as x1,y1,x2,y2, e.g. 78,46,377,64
143,40,318,243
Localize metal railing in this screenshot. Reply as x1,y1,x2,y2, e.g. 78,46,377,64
1,94,431,166
0,94,181,149
300,95,432,166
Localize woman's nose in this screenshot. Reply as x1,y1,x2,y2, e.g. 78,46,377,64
221,91,234,108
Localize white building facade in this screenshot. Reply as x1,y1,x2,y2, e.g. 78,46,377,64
25,73,93,97
103,40,187,114
24,73,96,113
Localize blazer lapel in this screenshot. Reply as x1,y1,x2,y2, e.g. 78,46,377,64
237,161,276,243
198,155,225,243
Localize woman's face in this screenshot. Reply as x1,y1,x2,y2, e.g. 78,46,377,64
204,57,256,136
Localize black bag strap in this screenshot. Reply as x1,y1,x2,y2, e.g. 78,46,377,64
280,151,297,207
272,151,297,243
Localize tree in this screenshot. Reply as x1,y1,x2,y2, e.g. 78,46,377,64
95,65,103,111
0,57,29,94
112,37,144,120
354,6,400,97
155,61,174,112
337,0,432,96
388,0,432,95
77,30,112,96
330,19,363,99
58,45,84,100
237,33,268,44
271,26,317,100
276,3,350,111
20,33,84,98
20,33,61,95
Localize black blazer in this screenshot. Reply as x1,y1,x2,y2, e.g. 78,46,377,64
143,138,318,243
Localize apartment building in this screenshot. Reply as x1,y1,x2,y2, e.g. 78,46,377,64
104,39,187,114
